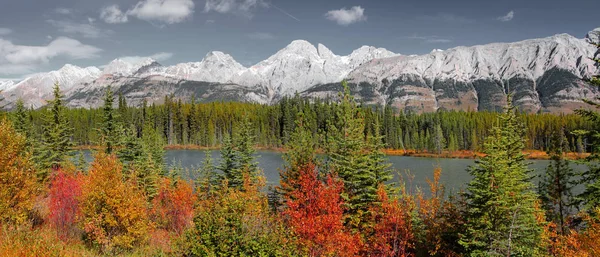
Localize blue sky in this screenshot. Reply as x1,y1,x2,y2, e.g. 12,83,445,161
0,0,598,79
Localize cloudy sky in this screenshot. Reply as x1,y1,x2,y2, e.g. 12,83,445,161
0,0,598,79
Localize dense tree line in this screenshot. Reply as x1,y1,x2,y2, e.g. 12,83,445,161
7,91,593,154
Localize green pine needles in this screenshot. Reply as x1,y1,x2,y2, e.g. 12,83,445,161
460,95,543,256
36,83,74,179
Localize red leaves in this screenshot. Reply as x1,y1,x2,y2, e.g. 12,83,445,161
150,178,196,234
368,185,415,257
48,168,83,240
283,163,361,257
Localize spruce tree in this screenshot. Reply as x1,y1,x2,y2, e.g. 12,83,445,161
460,95,543,256
234,115,259,178
196,151,221,196
218,133,238,183
12,99,30,137
538,128,576,235
327,81,380,224
278,111,318,201
574,39,600,213
99,86,122,154
36,83,74,178
219,115,259,189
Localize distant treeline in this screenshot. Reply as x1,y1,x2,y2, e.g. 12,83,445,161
19,93,593,153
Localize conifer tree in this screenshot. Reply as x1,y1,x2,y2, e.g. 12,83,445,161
100,86,122,154
36,83,74,178
575,39,600,213
278,111,318,202
460,95,543,256
196,151,221,196
327,81,379,224
218,116,259,189
12,99,30,137
538,128,576,235
366,115,393,188
234,115,259,178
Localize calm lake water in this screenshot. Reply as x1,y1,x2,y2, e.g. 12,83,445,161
82,150,587,195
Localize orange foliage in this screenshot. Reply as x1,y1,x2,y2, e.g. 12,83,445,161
283,163,361,257
78,153,150,253
48,168,83,240
550,209,600,257
0,120,39,226
368,184,415,257
150,178,196,234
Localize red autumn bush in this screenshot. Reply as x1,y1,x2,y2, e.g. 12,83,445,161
48,168,83,239
283,163,361,257
150,178,196,234
368,184,415,257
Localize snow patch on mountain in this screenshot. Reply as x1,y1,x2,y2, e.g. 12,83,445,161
164,51,245,83
348,33,598,86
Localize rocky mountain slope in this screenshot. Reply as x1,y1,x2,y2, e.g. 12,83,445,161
1,28,599,113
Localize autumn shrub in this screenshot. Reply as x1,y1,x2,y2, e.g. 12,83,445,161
0,226,95,257
0,119,39,226
367,184,415,257
78,153,150,253
48,168,83,240
181,173,297,256
150,178,196,234
415,167,467,256
283,163,361,257
550,208,600,257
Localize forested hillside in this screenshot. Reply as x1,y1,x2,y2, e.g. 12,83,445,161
12,91,594,155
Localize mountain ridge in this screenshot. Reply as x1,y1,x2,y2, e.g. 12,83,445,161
1,28,599,113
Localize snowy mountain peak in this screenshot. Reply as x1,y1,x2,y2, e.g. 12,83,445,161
317,43,337,59
103,57,159,77
0,80,15,91
586,27,600,44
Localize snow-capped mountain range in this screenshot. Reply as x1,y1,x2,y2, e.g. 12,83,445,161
1,27,599,113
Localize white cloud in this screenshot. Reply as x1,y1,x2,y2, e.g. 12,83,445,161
47,20,113,39
204,0,267,18
0,37,101,75
0,28,12,35
120,52,174,64
128,0,195,24
100,0,195,24
54,8,72,15
248,32,274,40
325,6,367,26
100,5,129,24
498,11,514,22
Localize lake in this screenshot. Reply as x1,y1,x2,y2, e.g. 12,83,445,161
82,150,587,195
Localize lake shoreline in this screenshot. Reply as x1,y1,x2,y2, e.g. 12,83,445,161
73,145,590,160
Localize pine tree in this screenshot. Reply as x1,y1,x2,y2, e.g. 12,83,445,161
234,115,259,179
538,128,576,235
196,151,221,196
460,95,543,256
327,81,378,225
12,99,30,137
100,86,122,154
218,133,238,184
36,83,74,178
278,111,318,202
366,115,393,188
218,115,259,189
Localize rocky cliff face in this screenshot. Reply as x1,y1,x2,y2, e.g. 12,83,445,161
2,28,599,113
305,31,600,113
